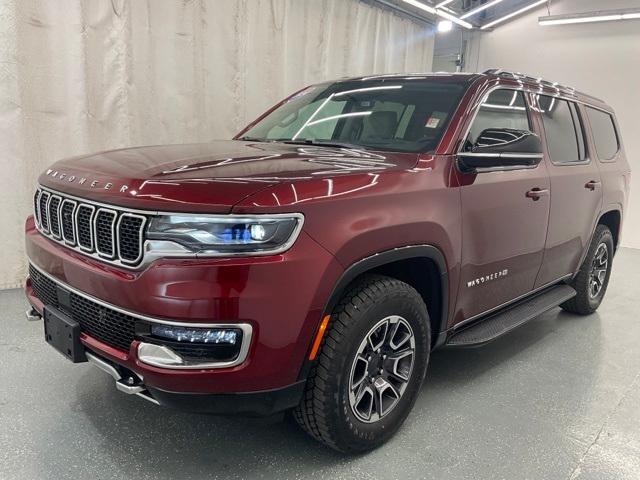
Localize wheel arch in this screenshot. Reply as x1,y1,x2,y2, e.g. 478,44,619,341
322,245,449,350
598,208,622,251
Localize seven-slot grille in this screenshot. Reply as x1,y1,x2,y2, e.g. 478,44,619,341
33,187,147,267
29,264,136,351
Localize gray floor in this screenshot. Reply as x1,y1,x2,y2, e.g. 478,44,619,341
2,249,640,480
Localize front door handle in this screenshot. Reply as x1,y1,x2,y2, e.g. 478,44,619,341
526,188,549,201
585,180,601,191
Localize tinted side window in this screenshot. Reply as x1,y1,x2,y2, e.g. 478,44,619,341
538,96,586,163
587,107,619,160
466,90,530,148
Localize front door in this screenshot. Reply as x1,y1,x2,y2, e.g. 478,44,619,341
454,89,551,323
533,96,603,286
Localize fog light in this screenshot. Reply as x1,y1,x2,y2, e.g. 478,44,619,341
151,325,239,344
250,224,266,241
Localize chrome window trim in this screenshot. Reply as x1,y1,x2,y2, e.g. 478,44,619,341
457,152,544,159
28,260,253,370
75,203,96,252
60,199,77,245
94,207,117,259
456,84,616,155
584,105,621,162
535,94,592,167
116,213,147,265
457,87,533,154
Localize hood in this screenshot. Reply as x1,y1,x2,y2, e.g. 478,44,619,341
38,140,417,213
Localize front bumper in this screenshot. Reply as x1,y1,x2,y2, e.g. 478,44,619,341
83,349,305,416
25,215,342,405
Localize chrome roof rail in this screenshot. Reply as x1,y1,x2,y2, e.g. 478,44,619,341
482,68,576,94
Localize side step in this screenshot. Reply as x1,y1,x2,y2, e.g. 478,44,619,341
446,284,577,347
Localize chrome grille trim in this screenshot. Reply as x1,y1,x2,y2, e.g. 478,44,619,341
33,190,41,227
48,195,62,239
94,208,117,259
117,213,147,265
75,204,95,252
39,191,51,233
60,199,77,245
33,186,147,269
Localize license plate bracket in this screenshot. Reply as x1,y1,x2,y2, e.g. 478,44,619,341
44,306,87,363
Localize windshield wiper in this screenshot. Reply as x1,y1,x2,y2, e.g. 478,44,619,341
237,136,267,142
279,139,369,150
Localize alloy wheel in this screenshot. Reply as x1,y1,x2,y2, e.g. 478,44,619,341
589,243,609,298
348,315,415,423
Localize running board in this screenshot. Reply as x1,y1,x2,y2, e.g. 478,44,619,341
446,284,577,347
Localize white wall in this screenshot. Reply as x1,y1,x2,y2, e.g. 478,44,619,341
465,0,640,248
0,0,435,289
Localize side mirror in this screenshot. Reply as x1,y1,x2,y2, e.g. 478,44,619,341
457,128,544,173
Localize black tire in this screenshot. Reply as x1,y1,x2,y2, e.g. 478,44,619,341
561,224,614,315
293,274,431,453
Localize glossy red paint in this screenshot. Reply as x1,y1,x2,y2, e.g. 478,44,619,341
25,72,630,407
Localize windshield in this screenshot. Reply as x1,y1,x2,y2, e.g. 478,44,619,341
239,80,467,153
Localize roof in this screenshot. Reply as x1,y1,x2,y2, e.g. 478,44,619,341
324,70,610,110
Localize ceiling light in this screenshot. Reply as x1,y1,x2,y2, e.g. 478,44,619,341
481,0,547,30
402,0,435,14
402,0,474,29
438,20,453,32
539,8,640,26
436,8,474,29
461,0,505,19
435,0,455,7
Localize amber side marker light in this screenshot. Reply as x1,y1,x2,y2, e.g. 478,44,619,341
309,315,331,360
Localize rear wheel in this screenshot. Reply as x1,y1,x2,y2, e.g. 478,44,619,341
293,274,430,452
561,224,614,315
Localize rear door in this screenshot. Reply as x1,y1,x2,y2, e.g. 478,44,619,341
534,95,603,286
454,89,551,322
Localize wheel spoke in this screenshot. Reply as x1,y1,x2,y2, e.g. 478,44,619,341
367,319,389,352
373,377,400,418
387,349,414,382
389,320,412,351
350,355,369,391
354,384,374,421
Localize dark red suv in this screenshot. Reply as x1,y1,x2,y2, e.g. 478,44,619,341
25,70,630,452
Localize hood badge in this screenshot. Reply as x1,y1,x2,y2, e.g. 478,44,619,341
45,169,129,193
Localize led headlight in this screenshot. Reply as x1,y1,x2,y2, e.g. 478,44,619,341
147,214,303,255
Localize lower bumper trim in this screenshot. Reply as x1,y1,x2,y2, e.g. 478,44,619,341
147,381,307,417
86,352,159,405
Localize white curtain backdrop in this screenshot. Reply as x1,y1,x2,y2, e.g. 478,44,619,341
0,0,434,289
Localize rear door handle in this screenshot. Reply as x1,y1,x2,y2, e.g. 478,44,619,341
585,180,601,191
526,188,549,201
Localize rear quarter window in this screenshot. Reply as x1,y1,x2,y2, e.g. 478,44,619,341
586,107,619,161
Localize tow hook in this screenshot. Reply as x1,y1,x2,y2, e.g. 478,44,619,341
86,352,159,405
116,376,146,395
26,308,42,322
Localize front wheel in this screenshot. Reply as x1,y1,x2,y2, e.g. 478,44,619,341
293,274,430,453
561,224,614,315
